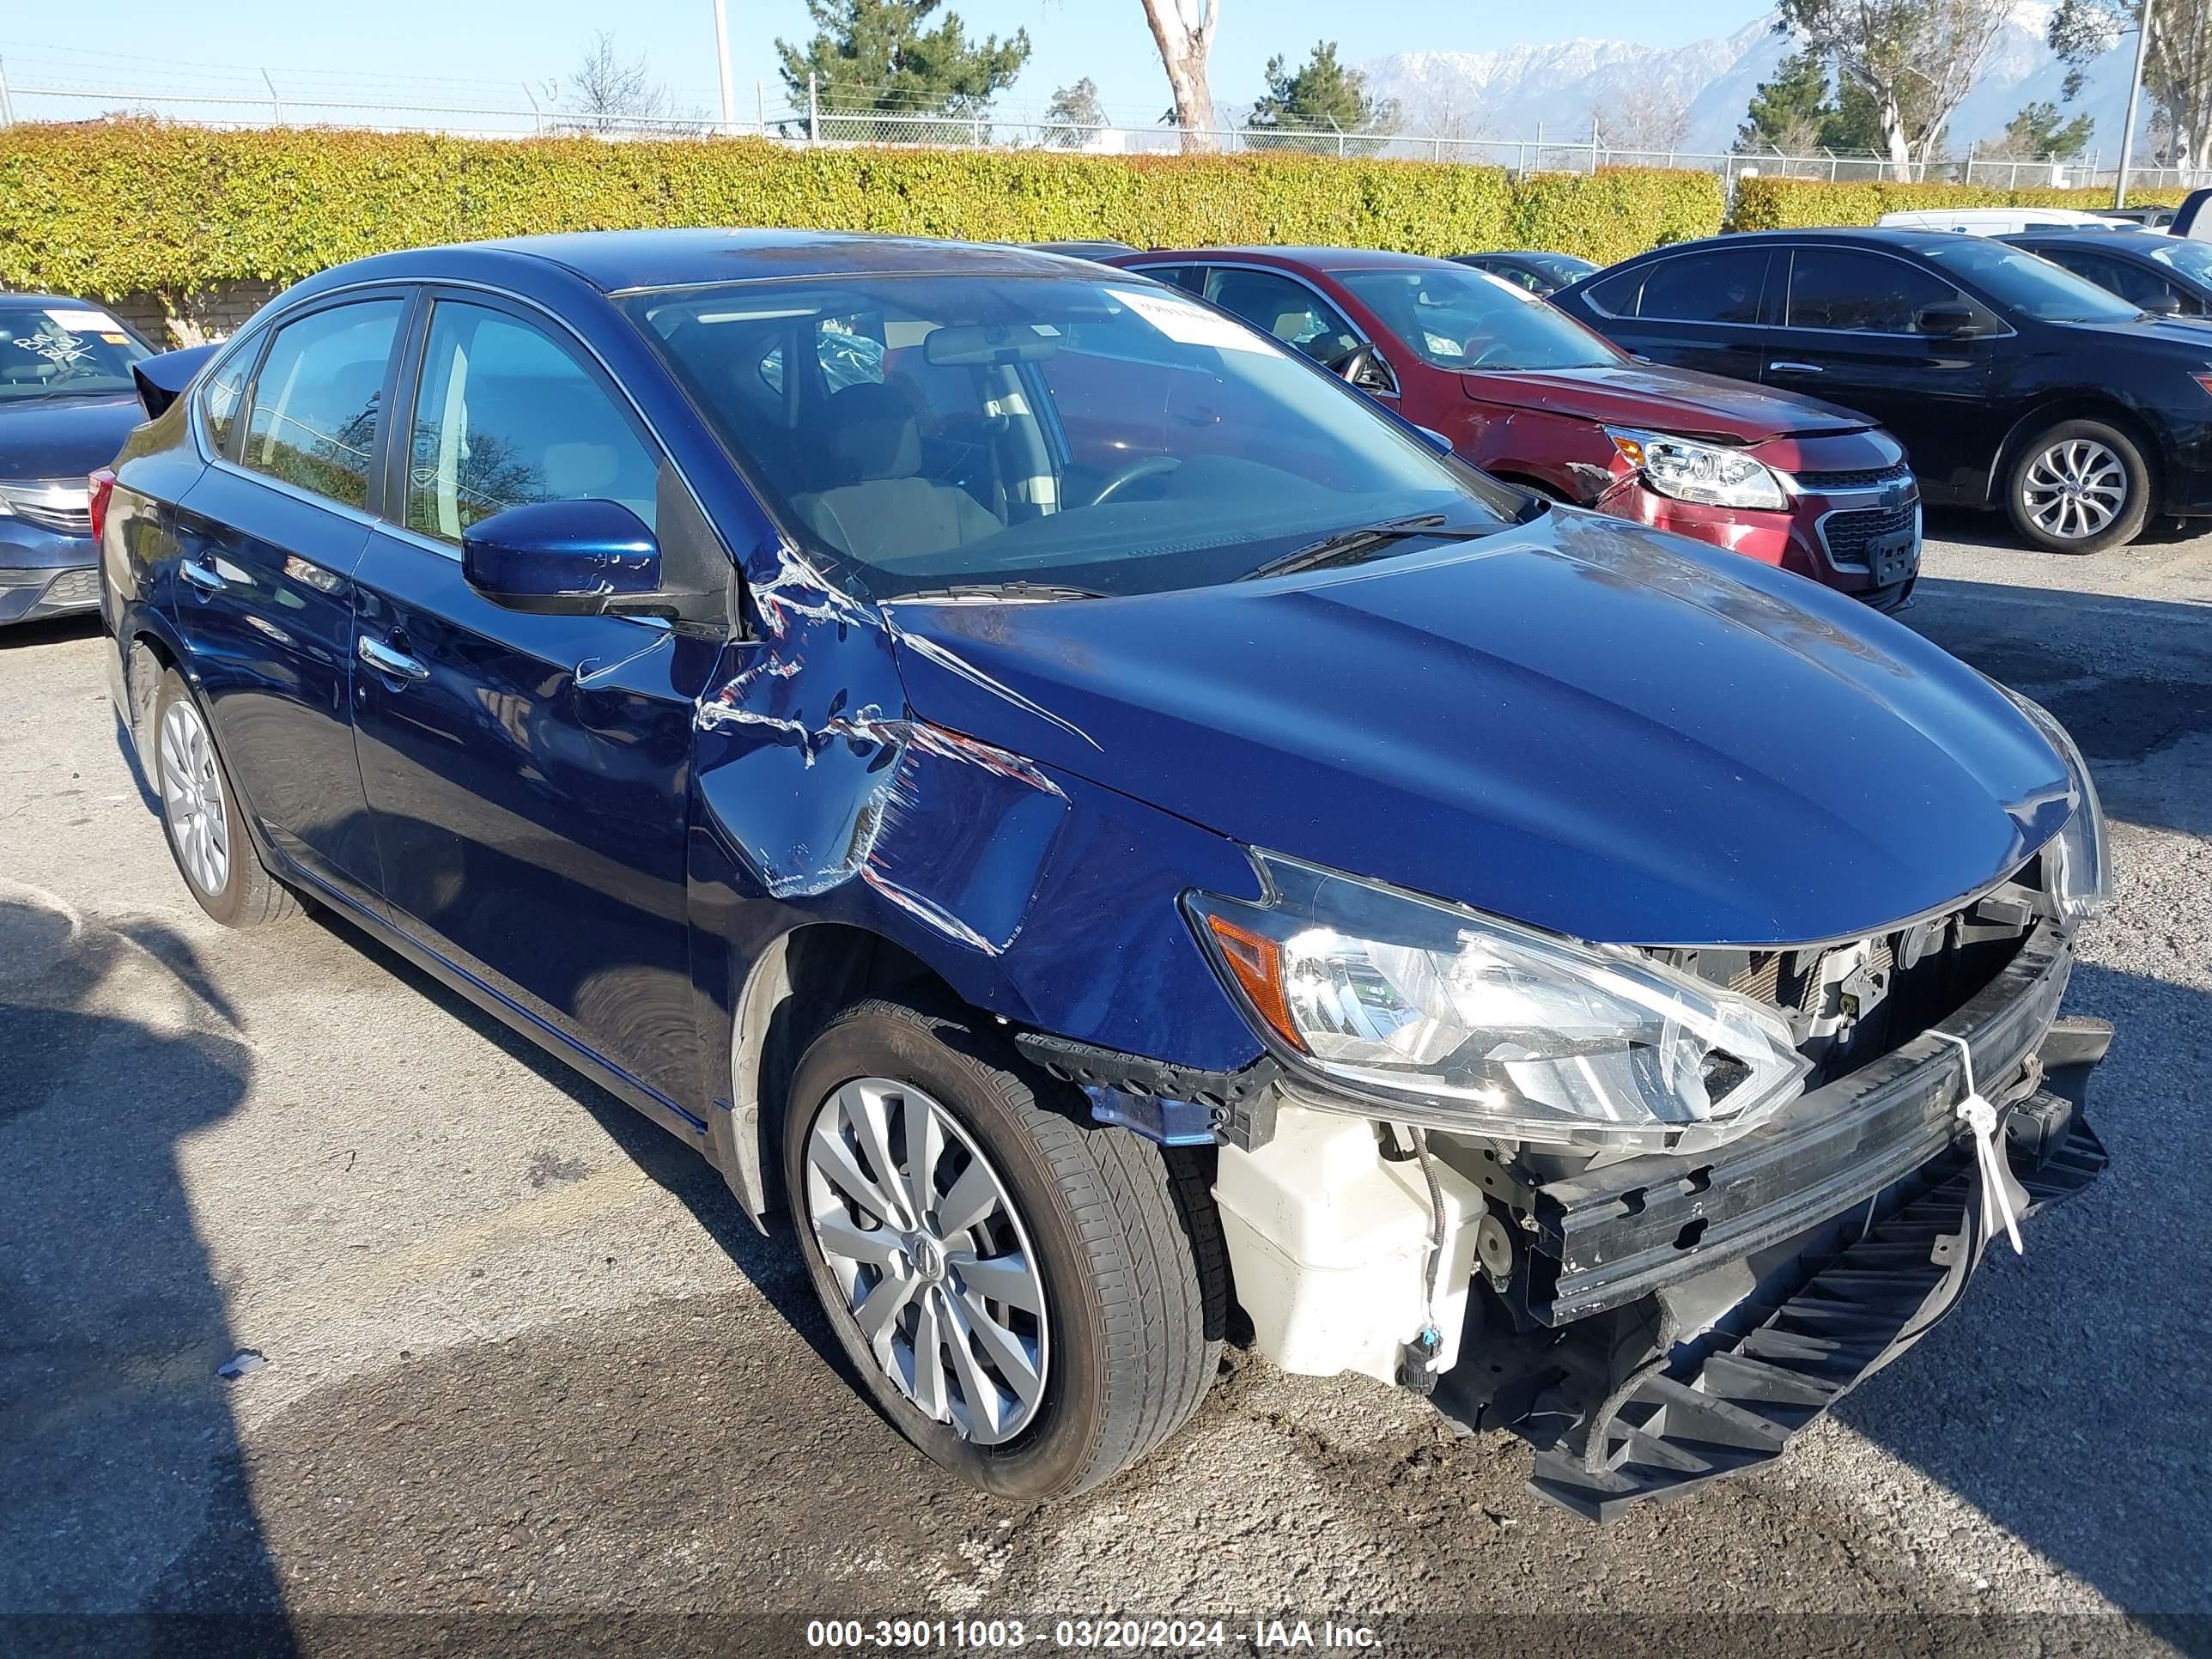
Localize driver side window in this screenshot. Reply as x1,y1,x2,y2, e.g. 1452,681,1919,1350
404,301,660,545
1202,269,1361,366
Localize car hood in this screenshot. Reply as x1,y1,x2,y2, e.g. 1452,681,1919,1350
884,512,2073,947
1459,363,1874,444
0,393,143,480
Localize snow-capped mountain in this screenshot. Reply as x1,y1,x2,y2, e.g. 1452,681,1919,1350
1357,6,2151,161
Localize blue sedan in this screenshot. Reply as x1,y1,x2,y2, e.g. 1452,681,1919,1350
100,230,2112,1511
2,295,154,625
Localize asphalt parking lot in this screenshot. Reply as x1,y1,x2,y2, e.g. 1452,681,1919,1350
3,516,2209,1655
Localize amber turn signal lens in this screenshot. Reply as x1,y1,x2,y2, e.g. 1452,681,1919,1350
1204,914,1304,1051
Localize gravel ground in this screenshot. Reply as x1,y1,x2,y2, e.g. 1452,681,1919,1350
1,517,2207,1656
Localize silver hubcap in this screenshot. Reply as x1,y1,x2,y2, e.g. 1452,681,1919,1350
2022,438,2127,540
158,699,230,896
804,1078,1048,1445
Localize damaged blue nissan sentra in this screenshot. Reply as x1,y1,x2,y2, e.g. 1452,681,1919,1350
97,230,2111,1517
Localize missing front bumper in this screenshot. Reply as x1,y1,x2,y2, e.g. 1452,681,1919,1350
1431,1009,2111,1521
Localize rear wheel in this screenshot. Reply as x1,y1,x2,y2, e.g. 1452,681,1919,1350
2003,419,2151,554
152,669,299,927
783,998,1221,1501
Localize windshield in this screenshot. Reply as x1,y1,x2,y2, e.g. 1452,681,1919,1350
0,301,150,403
2148,237,2212,284
1918,238,2144,322
1334,264,1621,371
624,274,1514,599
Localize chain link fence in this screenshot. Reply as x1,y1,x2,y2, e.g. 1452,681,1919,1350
0,66,2191,195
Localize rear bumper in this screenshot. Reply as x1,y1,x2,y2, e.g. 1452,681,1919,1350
1527,917,2076,1326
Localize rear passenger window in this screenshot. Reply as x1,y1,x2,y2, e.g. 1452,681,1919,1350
404,301,660,544
1634,252,1769,325
240,301,403,507
1784,249,1954,332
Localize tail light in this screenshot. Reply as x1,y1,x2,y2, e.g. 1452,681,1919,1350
88,468,117,544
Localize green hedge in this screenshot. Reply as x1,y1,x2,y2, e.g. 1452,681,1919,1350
1730,175,2189,230
0,122,1723,304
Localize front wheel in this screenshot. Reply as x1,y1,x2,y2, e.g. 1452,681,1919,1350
2003,419,2152,554
783,999,1223,1501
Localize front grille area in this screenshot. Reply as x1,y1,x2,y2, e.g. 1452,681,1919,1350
1659,864,2045,1090
1820,501,1917,568
1790,463,1916,493
40,567,100,610
9,500,93,536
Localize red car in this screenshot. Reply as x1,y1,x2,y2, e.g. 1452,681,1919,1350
1107,246,1922,609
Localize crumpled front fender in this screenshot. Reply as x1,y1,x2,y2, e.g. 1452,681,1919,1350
687,550,1267,1087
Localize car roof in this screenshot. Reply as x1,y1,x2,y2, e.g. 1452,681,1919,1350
1612,228,2007,261
299,228,1097,299
1123,245,1462,272
2002,230,2164,252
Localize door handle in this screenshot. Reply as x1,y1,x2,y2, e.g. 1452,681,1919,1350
178,557,226,592
1768,360,1824,374
357,634,429,682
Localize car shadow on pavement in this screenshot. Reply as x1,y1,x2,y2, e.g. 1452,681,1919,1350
1828,962,2212,1631
0,890,296,1645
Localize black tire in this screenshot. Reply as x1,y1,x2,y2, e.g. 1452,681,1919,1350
2002,418,2153,554
150,668,300,928
783,998,1222,1501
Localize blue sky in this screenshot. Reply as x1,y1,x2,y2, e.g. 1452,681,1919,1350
6,1,1766,126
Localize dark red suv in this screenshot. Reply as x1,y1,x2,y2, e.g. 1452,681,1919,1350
1109,246,1922,609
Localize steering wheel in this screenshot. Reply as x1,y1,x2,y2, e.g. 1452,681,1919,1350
1462,340,1514,369
1089,455,1182,507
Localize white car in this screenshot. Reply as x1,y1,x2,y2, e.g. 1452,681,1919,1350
1876,206,2136,236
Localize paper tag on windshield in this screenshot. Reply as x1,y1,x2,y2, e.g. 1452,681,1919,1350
1106,287,1267,353
46,307,118,334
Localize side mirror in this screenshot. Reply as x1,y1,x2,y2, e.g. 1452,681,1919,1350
1413,425,1454,455
1332,343,1399,397
2141,291,2183,316
462,500,662,617
1914,301,1979,338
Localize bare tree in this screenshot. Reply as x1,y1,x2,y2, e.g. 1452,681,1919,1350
1775,0,2011,180
1139,0,1220,152
1596,82,1693,151
558,32,689,136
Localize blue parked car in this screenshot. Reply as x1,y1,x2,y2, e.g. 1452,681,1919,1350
1,294,154,626
100,231,2112,1514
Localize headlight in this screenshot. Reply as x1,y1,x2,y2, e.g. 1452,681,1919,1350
1996,684,2112,924
1608,428,1786,511
1186,853,1810,1149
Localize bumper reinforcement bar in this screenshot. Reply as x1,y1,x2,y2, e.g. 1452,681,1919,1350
1514,1096,2106,1521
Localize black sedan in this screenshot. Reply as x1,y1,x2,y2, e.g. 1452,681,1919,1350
2002,229,2212,319
1452,250,1599,297
1552,227,2212,552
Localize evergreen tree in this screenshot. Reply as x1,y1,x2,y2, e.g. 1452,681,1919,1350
775,0,1030,118
1993,99,2097,160
1246,40,1400,152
